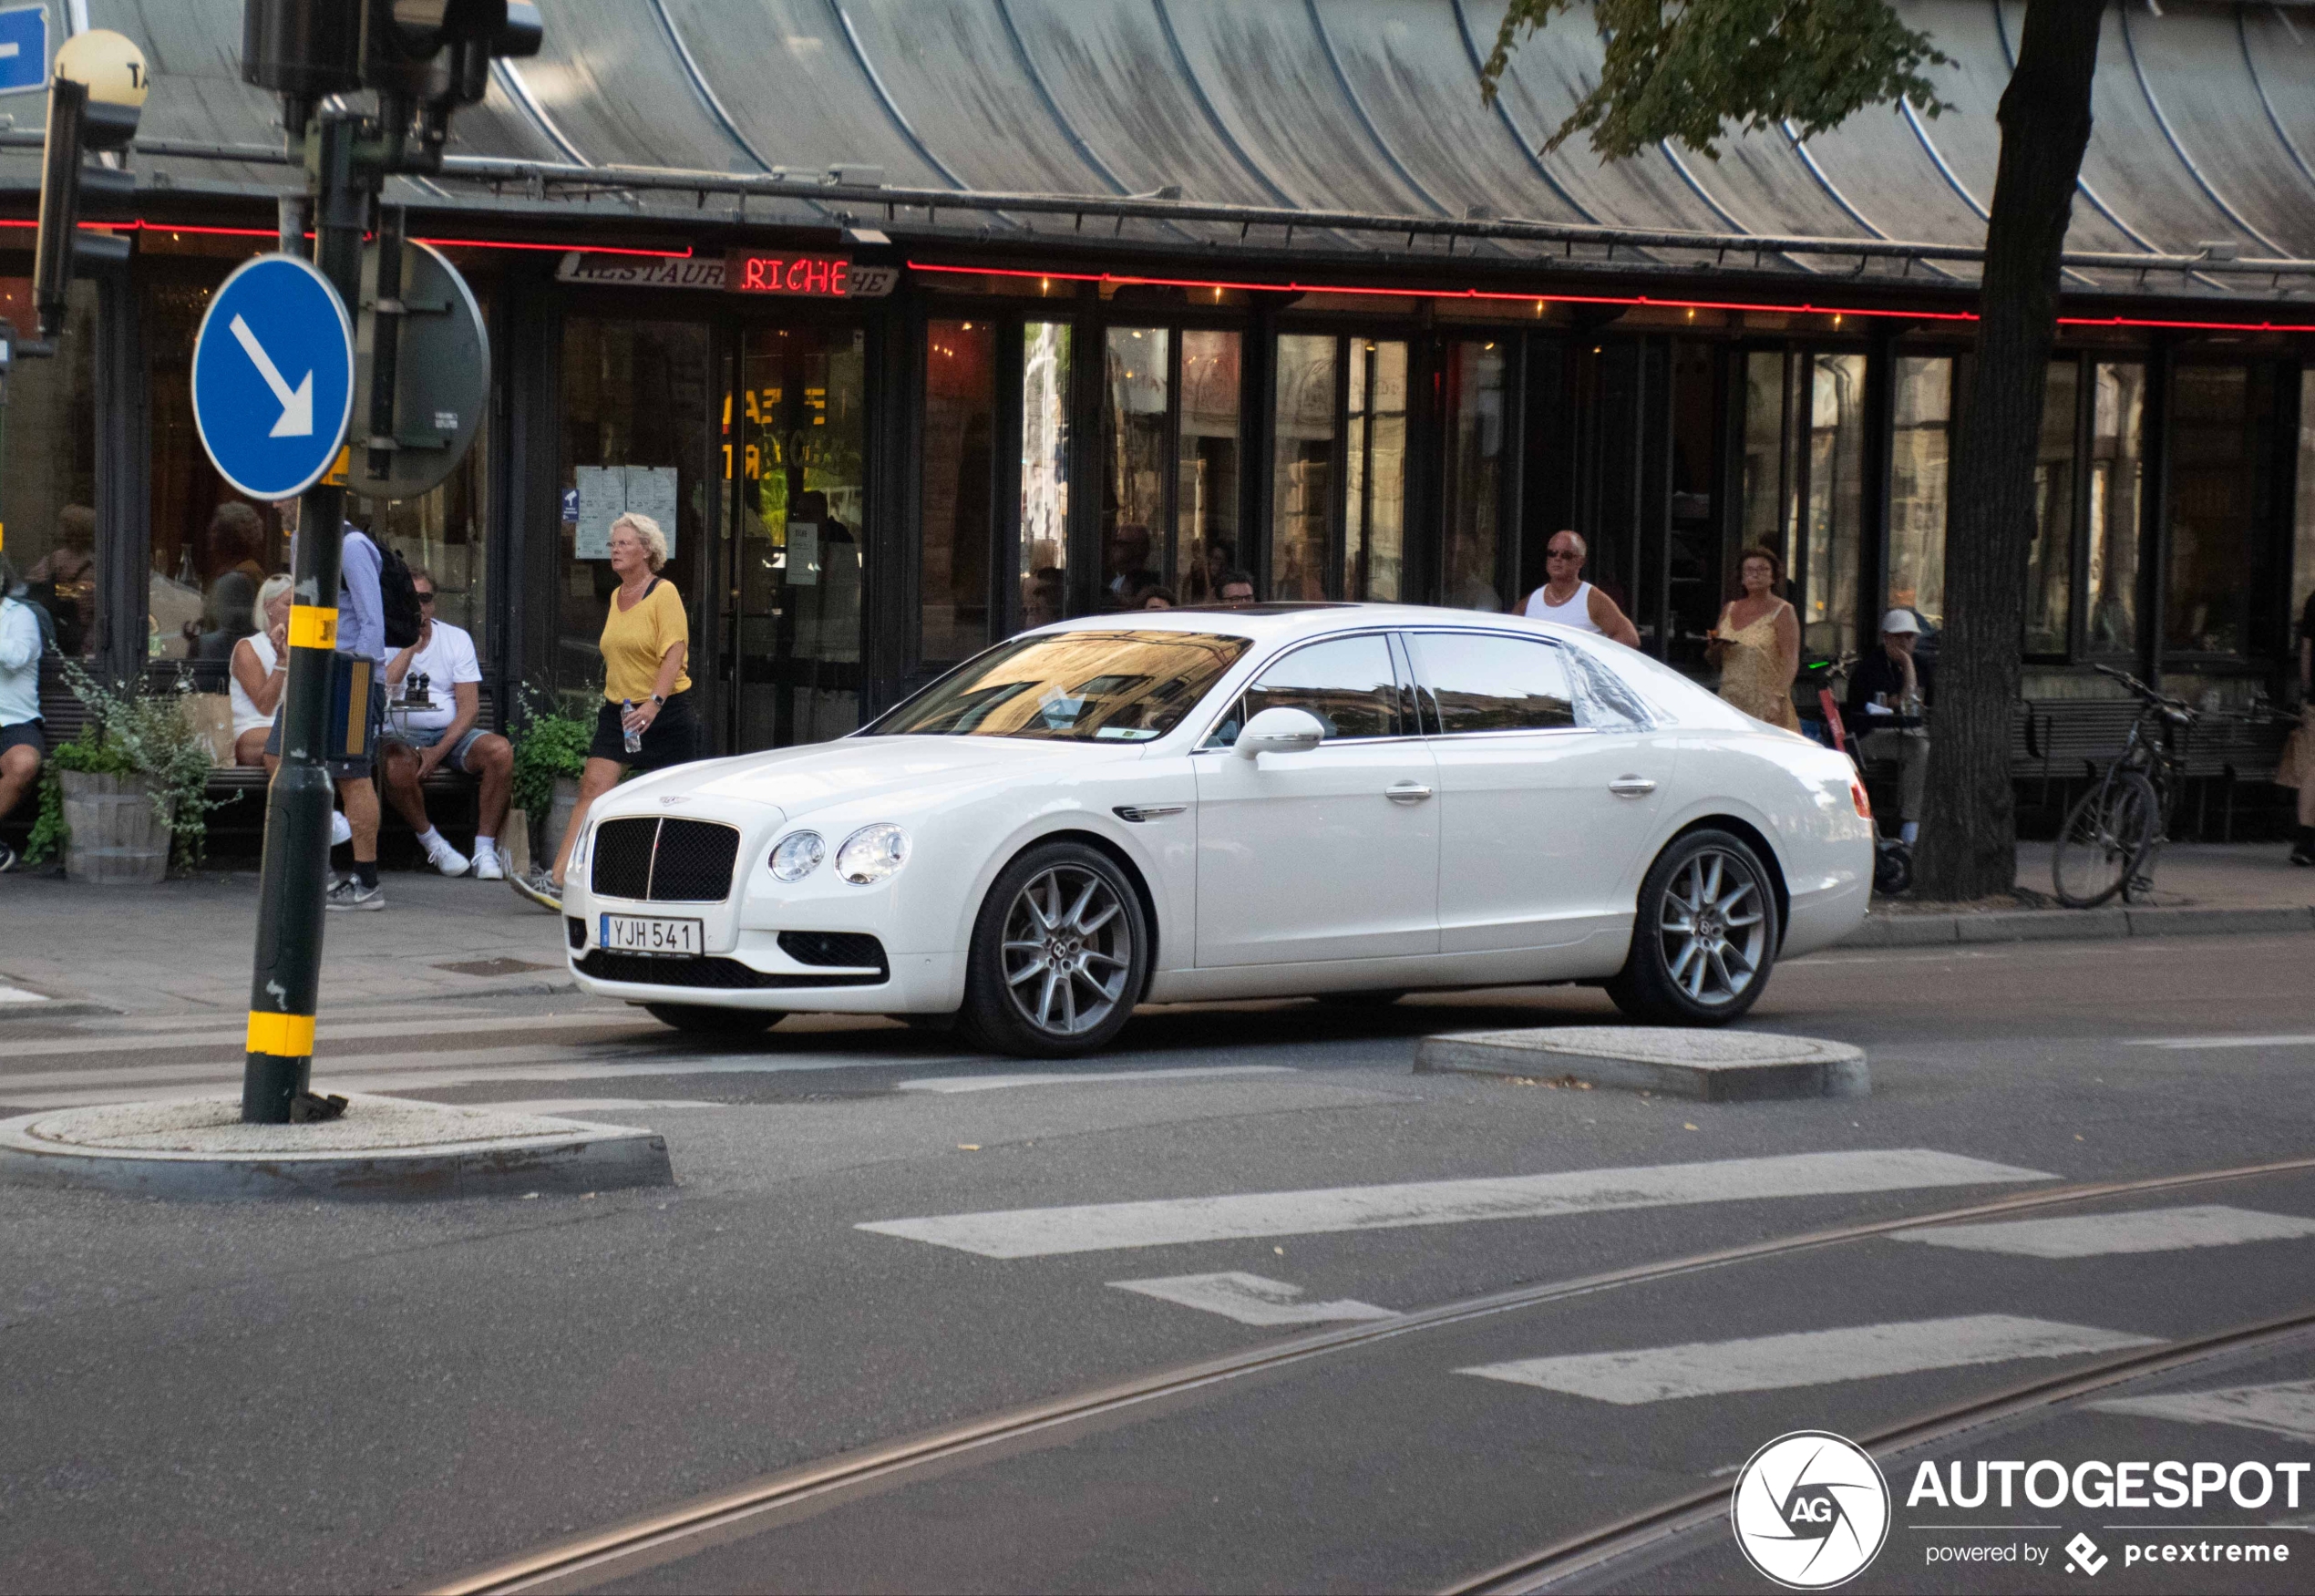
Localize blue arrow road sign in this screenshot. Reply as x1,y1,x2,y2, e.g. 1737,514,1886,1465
190,254,355,502
0,6,46,96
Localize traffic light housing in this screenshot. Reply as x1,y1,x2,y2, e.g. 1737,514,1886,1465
242,1,540,120
30,77,139,345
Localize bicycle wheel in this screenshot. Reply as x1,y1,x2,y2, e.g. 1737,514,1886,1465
2052,772,2159,909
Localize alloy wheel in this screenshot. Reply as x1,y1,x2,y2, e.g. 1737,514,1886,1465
1654,847,1769,1008
999,864,1136,1038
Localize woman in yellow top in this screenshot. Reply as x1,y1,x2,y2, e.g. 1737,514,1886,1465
520,513,697,908
1706,546,1802,732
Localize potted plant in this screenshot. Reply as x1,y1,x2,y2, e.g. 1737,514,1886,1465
26,662,233,883
509,684,592,870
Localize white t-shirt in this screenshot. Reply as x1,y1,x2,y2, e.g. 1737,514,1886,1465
390,620,482,732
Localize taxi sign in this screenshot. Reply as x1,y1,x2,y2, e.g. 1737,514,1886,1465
190,253,355,501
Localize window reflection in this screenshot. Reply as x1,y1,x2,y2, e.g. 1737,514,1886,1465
2027,361,2079,655
1740,351,1790,559
921,319,994,664
1271,334,1334,602
1411,633,1574,733
1804,354,1865,658
1441,342,1504,612
1888,357,1950,632
1020,323,1071,630
873,629,1248,742
2167,365,2275,657
1230,633,1400,742
1177,330,1241,604
1346,340,1407,602
1101,326,1168,609
2087,364,2145,655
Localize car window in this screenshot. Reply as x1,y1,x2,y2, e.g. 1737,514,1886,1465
1206,633,1401,747
1409,633,1577,734
864,631,1250,742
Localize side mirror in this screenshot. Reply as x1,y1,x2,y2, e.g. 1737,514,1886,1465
1235,705,1326,759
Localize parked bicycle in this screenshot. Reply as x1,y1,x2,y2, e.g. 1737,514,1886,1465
2051,664,2197,908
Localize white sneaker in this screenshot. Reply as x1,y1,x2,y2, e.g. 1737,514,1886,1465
472,848,505,881
427,838,471,877
330,810,353,848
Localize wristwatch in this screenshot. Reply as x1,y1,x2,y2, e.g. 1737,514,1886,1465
649,693,665,705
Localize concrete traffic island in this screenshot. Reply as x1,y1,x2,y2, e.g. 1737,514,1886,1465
1415,1026,1868,1102
0,1094,674,1201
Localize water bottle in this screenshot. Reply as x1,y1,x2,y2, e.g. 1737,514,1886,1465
622,699,643,756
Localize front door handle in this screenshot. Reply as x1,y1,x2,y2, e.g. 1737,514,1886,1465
1387,781,1434,803
1609,775,1657,798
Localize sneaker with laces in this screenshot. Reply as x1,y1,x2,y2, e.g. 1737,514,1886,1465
427,839,471,877
472,848,505,881
509,870,561,911
325,875,386,912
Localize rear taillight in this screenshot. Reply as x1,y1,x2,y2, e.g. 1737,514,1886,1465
1850,777,1873,819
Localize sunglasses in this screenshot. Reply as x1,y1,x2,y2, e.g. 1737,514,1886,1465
415,592,437,604
1547,548,1581,561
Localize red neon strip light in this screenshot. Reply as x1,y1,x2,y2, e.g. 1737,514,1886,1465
906,260,2315,335
0,217,691,259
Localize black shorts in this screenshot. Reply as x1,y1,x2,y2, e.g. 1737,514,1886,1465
0,718,44,760
590,689,700,771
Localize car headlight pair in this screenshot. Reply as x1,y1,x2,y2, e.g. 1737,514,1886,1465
770,823,909,885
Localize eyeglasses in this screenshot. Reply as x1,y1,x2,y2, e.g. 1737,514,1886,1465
415,592,437,604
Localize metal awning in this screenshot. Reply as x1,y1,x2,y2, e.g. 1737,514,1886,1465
19,0,2315,301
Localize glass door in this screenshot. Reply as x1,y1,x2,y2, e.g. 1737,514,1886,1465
726,324,869,750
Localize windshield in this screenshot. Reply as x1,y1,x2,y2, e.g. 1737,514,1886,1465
865,630,1252,742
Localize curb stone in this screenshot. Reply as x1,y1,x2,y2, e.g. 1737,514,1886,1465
1843,903,2315,949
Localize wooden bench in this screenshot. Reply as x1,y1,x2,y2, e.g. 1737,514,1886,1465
4,654,491,847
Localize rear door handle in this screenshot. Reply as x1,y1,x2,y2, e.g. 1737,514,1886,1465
1387,781,1434,803
1609,776,1656,798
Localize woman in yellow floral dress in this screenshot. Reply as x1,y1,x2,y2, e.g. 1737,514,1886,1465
1708,547,1802,732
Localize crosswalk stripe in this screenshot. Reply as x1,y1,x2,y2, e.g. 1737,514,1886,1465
0,984,53,1005
1894,1205,2315,1258
896,1066,1296,1094
2125,1035,2315,1051
853,1148,2054,1259
1460,1315,2160,1405
2095,1380,2315,1445
1107,1271,1396,1326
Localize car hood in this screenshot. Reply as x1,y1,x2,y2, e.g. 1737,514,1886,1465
624,736,1127,821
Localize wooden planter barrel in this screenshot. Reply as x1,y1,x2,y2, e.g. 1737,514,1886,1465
59,771,176,885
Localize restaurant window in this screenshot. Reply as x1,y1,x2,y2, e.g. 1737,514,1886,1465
1802,354,1865,659
1440,341,1504,612
2166,364,2277,657
1178,329,1241,603
1271,333,1334,601
1019,322,1070,631
1887,356,1950,630
559,317,711,705
2085,363,2145,655
0,278,98,658
921,318,994,664
1738,350,1793,555
1347,339,1410,602
2025,360,2080,656
2296,367,2315,647
1100,325,1168,609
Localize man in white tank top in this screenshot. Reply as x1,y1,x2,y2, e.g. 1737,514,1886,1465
1523,530,1640,646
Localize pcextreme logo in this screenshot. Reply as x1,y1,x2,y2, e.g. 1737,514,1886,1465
1730,1431,1892,1590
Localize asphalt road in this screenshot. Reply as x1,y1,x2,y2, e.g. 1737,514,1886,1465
2,933,2312,1594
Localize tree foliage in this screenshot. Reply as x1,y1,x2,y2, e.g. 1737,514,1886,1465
1479,0,1951,160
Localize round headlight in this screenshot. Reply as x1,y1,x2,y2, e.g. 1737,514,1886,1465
836,823,909,885
769,830,825,882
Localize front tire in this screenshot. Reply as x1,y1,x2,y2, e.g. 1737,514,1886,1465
961,841,1150,1058
2052,772,2157,909
642,1003,784,1037
1607,829,1779,1026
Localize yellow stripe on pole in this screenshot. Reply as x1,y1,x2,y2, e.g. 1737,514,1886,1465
288,604,338,650
245,1011,317,1057
324,446,352,487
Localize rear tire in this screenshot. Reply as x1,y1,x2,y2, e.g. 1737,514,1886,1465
2052,773,2158,909
960,841,1151,1059
642,1003,784,1037
1607,829,1779,1026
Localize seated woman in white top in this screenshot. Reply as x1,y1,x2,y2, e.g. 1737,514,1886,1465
1522,530,1640,645
229,575,293,767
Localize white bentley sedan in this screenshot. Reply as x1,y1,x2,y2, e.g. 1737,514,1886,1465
562,604,1873,1056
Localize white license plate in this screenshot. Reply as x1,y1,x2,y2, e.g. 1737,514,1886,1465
600,913,704,956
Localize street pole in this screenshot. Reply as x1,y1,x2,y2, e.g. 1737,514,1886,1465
240,109,374,1123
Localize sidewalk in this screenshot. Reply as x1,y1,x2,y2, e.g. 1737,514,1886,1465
1846,840,2315,947
0,869,571,1018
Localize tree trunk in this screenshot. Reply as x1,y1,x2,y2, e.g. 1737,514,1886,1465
1916,1,2106,902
